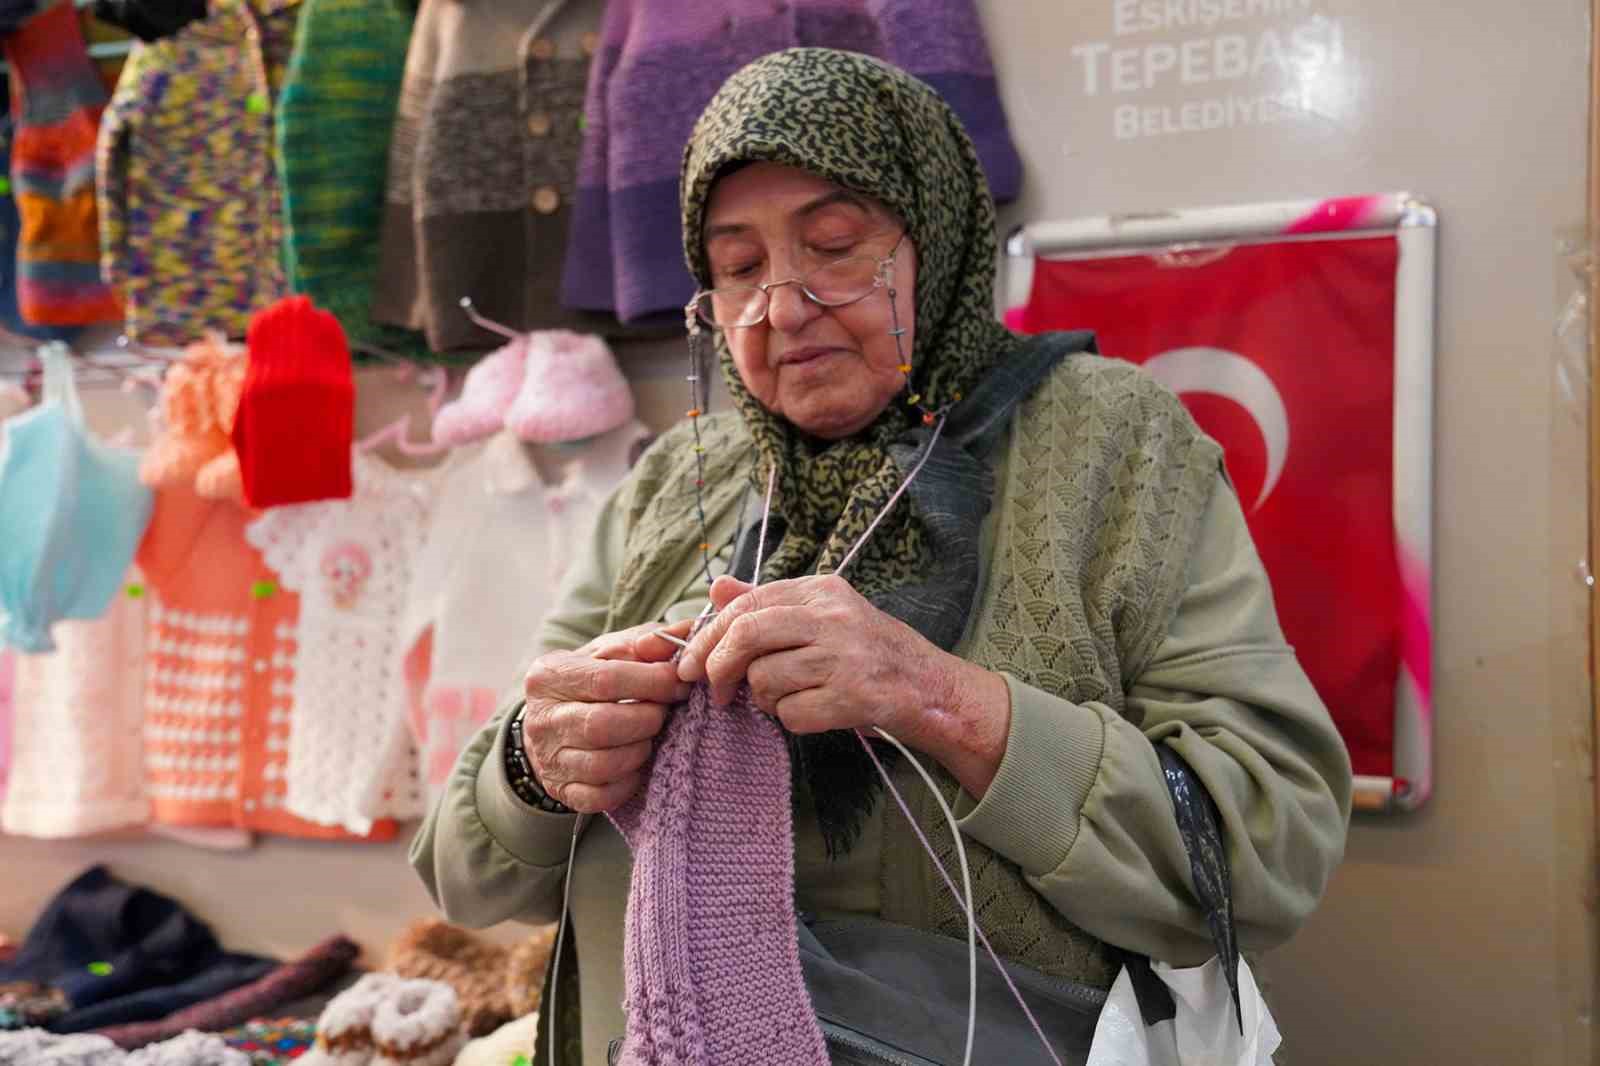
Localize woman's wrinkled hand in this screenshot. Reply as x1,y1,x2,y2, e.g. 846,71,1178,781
674,574,956,738
520,619,694,813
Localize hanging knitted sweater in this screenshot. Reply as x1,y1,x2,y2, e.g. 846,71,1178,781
3,0,121,327
559,0,1022,323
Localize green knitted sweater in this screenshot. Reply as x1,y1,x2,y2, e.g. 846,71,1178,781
276,0,428,356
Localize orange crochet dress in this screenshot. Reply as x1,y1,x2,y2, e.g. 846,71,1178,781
136,484,395,840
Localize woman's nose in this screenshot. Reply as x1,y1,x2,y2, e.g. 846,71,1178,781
765,279,820,333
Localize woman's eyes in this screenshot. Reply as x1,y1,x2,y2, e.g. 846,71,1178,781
713,261,761,284
712,241,861,283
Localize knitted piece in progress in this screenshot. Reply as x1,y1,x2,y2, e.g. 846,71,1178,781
607,680,827,1066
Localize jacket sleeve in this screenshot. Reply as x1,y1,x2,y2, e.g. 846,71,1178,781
409,485,628,926
952,469,1353,964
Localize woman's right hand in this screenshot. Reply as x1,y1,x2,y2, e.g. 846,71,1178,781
520,619,695,813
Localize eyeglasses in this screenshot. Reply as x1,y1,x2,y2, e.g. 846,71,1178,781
690,234,905,329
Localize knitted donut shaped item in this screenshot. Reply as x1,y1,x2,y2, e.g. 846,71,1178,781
369,979,467,1066
300,972,400,1066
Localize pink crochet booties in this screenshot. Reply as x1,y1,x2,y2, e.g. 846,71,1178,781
431,335,529,446
505,330,634,443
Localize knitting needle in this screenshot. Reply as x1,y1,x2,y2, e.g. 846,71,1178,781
654,600,719,650
458,297,523,341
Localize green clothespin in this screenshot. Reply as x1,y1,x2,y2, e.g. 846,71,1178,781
125,582,145,599
251,579,277,600
246,93,270,116
87,961,113,976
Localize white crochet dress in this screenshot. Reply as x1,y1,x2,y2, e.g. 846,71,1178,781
246,451,437,834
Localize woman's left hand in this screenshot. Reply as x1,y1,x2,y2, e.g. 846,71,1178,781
675,574,1012,795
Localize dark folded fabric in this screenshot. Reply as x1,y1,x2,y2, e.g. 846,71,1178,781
0,0,41,36
0,866,276,1033
95,936,359,1049
89,0,205,41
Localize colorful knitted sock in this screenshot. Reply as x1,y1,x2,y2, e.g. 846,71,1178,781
368,980,465,1066
95,936,359,1049
2,0,120,326
607,682,828,1066
218,1018,318,1066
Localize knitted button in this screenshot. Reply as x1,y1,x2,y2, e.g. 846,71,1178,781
580,31,599,55
528,37,555,60
526,112,552,137
532,185,560,214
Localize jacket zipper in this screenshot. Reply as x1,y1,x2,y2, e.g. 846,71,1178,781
819,1021,942,1066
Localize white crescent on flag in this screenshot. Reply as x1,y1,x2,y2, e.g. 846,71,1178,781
1142,346,1290,511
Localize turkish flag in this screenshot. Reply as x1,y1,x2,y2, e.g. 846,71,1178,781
1013,237,1400,777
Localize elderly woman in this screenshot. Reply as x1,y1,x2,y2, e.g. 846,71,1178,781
412,48,1351,1066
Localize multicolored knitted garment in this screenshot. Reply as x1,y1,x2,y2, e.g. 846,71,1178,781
96,0,300,343
0,981,68,1031
3,0,121,326
218,1018,318,1065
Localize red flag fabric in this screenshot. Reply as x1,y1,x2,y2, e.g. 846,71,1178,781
1014,236,1400,777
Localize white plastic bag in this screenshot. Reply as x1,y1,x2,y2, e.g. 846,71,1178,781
1085,955,1281,1066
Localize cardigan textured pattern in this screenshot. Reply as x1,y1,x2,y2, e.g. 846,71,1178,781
607,680,828,1066
560,0,1022,322
277,0,423,354
2,0,120,326
372,0,612,352
96,0,300,344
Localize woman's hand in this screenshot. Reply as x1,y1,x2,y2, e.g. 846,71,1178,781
676,575,1013,797
520,619,694,813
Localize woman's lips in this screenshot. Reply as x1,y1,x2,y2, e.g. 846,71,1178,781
777,347,838,367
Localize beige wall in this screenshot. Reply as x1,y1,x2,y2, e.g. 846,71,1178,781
976,0,1595,1062
2,2,1595,1062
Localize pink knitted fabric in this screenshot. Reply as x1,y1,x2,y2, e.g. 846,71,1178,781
608,681,828,1066
505,330,634,444
431,335,529,446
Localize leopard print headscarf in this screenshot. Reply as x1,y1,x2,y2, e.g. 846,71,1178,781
681,48,1022,595
671,49,1034,853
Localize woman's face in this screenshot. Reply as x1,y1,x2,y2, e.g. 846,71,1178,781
702,163,917,440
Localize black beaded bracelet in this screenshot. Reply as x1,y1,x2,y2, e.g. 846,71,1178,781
505,702,573,814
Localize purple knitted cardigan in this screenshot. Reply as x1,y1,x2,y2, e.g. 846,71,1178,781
608,680,828,1066
560,0,1022,323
